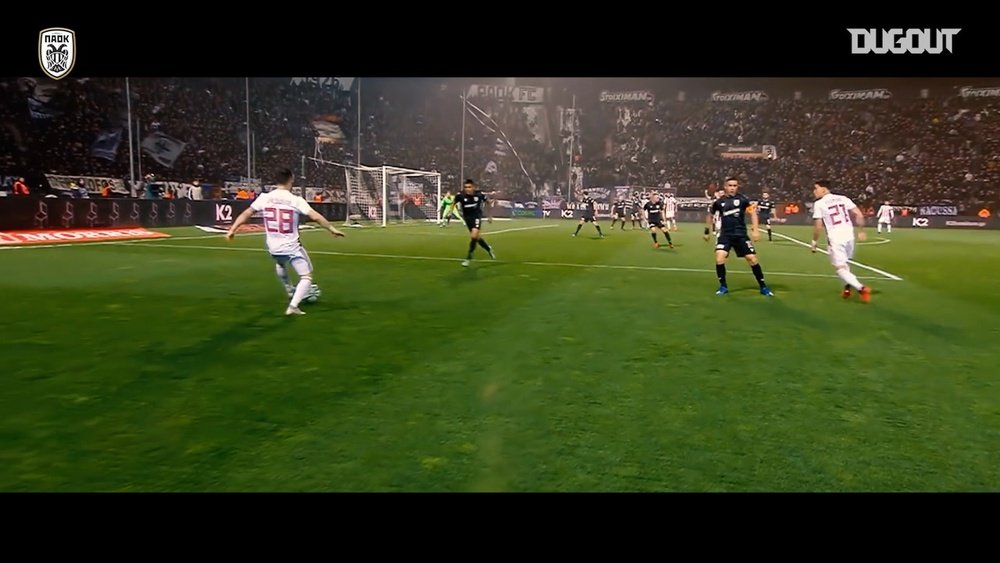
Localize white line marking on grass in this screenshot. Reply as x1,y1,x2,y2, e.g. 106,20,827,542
773,231,903,281
858,237,892,246
392,224,558,237
0,223,555,249
486,224,558,235
118,241,896,281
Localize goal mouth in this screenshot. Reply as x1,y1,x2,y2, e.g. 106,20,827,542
305,157,442,227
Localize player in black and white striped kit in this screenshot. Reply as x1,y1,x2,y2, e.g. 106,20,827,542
630,193,644,229
609,196,630,230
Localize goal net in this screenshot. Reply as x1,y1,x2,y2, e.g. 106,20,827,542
306,157,441,227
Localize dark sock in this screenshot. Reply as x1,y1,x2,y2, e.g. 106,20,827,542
595,225,603,235
467,239,476,259
651,233,657,243
664,231,672,244
767,227,772,240
574,224,582,235
751,263,766,288
716,264,727,287
478,238,491,252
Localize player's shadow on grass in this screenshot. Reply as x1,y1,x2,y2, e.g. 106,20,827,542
451,260,513,280
725,283,788,295
300,295,412,314
865,298,958,341
131,309,285,382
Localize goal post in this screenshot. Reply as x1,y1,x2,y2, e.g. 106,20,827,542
305,157,442,227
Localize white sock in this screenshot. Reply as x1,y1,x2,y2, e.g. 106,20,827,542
276,263,290,287
877,224,882,233
837,268,864,291
887,226,891,233
289,277,312,308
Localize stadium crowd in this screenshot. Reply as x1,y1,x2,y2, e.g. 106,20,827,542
1,77,998,212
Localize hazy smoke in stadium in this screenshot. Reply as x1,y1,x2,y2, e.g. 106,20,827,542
463,98,534,189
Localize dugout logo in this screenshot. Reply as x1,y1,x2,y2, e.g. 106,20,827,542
39,28,76,80
912,217,929,227
848,28,960,54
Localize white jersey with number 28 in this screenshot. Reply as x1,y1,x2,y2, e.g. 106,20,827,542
813,193,858,245
250,189,315,256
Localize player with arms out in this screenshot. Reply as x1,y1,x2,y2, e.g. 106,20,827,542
664,193,679,232
609,195,630,230
455,178,495,267
643,193,674,249
225,168,345,316
572,192,605,238
876,200,894,234
756,191,775,241
438,190,461,227
704,177,773,296
810,180,871,303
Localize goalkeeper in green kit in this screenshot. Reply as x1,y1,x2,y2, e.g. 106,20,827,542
438,190,462,227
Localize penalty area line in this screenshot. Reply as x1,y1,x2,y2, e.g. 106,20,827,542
118,241,898,281
772,231,903,281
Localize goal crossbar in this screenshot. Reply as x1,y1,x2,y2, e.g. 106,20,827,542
304,156,442,227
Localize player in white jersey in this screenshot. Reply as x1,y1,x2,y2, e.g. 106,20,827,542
705,188,724,237
876,201,894,233
810,180,871,303
225,168,345,316
664,194,678,231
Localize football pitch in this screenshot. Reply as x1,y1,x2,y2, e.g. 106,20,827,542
2,219,1000,491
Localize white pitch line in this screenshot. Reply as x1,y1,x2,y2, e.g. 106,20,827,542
772,231,903,281
117,241,885,280
485,224,558,235
858,237,892,246
0,223,556,250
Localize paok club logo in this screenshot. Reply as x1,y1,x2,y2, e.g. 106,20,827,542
39,28,77,80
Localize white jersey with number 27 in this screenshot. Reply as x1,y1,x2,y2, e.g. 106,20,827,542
813,193,858,245
251,189,315,256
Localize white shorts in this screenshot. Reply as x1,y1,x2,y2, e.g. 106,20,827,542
827,239,855,268
665,213,676,220
878,219,891,224
271,246,313,276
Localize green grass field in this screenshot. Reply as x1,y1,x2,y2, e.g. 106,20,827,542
3,219,1000,491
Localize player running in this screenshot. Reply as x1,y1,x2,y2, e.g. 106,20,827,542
455,178,495,266
225,168,345,316
810,180,872,303
755,191,775,241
